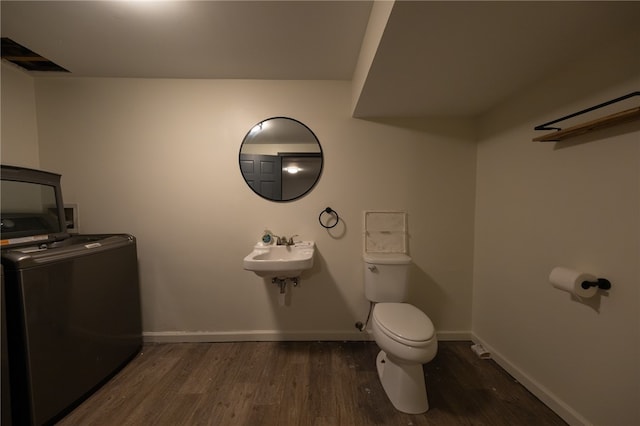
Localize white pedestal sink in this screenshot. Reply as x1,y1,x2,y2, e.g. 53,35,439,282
243,241,315,278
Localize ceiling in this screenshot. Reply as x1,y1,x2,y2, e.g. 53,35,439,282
2,1,639,118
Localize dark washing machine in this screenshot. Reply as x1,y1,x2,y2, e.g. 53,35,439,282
1,165,142,425
2,264,12,426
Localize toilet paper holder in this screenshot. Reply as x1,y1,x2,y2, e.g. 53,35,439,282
581,278,612,290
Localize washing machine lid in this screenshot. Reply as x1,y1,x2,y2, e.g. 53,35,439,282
363,253,411,265
374,303,434,343
1,165,68,249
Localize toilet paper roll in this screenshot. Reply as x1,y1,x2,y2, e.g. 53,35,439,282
549,266,598,298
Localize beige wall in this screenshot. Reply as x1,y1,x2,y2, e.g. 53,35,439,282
473,37,640,425
1,62,40,168
27,78,476,340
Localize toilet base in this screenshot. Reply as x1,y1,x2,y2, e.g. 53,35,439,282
376,350,429,414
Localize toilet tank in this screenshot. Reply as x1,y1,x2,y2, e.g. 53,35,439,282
363,253,411,302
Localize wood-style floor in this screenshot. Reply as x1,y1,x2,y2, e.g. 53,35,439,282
56,341,566,426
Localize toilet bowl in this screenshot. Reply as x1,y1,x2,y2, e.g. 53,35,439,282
371,302,437,414
363,252,438,414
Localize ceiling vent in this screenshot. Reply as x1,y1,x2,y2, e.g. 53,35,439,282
1,38,68,72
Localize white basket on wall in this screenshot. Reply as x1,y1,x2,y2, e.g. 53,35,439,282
364,211,407,254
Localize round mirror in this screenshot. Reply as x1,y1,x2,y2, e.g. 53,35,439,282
239,117,323,202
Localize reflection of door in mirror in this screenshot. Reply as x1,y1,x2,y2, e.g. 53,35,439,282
239,154,282,200
281,154,322,200
239,117,323,202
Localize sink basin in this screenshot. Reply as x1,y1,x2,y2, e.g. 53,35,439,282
243,241,315,278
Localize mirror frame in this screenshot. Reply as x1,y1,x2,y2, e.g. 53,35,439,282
239,117,323,202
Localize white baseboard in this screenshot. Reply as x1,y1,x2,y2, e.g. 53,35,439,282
470,333,590,426
143,330,373,343
143,329,472,343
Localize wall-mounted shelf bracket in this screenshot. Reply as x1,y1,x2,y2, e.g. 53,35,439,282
533,91,640,142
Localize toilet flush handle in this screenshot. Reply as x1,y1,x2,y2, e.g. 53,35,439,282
368,265,377,272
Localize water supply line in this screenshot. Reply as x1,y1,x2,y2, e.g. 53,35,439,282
271,277,299,290
272,278,287,293
271,278,300,307
355,301,374,332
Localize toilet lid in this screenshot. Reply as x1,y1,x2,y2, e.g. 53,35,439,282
373,303,434,343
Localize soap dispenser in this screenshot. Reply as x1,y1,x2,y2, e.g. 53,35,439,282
261,229,274,245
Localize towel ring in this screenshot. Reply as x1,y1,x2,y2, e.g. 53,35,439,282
319,207,339,229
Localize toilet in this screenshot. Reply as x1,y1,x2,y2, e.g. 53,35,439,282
364,252,437,414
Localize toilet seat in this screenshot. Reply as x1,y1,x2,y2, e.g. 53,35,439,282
373,303,434,347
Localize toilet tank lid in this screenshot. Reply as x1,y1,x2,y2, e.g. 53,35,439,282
363,253,411,264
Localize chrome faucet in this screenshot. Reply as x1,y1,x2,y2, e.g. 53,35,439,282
276,235,298,246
